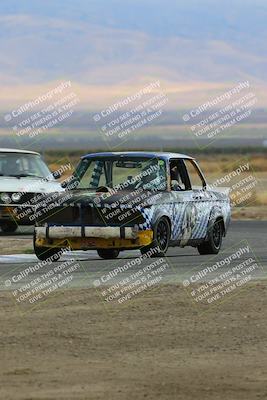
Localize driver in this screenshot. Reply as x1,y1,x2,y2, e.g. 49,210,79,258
170,166,183,191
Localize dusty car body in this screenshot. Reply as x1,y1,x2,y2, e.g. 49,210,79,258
34,152,231,260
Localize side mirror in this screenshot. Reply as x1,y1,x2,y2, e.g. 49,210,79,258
52,171,62,180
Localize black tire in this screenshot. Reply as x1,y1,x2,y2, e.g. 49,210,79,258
140,217,170,257
97,249,120,259
34,245,62,262
197,220,223,255
33,232,62,262
1,222,17,233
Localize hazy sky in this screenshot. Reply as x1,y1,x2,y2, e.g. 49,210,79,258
0,0,266,107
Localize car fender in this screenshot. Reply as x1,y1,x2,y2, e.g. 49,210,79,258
206,203,230,239
139,205,172,231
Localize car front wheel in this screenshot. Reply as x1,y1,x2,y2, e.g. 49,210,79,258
33,231,62,262
197,220,223,255
1,222,17,233
140,217,170,257
97,249,120,259
34,245,62,262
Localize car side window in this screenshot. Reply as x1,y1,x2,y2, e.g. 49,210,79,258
184,159,205,190
169,159,190,191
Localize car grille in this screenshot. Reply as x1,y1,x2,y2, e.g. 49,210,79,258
39,205,145,227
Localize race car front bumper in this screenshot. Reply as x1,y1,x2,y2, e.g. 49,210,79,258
35,226,154,250
0,204,35,225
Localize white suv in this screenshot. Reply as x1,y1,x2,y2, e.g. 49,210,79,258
0,148,64,233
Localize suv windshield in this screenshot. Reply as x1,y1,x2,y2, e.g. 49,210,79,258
73,157,167,191
0,153,52,179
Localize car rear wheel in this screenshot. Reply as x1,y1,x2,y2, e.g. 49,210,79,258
1,222,17,233
97,249,120,259
140,217,170,257
197,220,223,255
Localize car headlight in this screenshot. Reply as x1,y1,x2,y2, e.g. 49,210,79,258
1,193,11,203
11,193,22,202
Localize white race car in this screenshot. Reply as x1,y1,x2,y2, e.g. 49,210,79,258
0,148,64,233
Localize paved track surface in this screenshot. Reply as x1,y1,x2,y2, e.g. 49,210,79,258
0,221,266,290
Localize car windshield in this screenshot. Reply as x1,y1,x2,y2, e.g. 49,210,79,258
0,153,53,179
72,157,167,191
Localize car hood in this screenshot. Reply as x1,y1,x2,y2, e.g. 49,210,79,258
38,189,165,210
35,189,157,226
0,177,64,193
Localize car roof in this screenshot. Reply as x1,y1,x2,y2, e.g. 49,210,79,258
81,151,194,160
0,148,40,155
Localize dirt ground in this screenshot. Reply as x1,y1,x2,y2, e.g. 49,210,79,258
1,283,267,400
0,237,33,255
231,206,267,221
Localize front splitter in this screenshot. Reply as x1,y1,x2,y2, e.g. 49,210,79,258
35,230,154,250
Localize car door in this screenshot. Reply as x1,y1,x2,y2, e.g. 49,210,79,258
182,158,214,241
169,158,213,244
